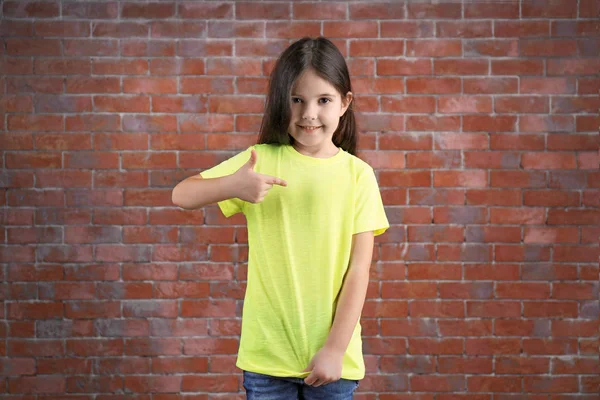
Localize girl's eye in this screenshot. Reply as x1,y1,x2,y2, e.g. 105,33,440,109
319,98,331,104
291,97,302,103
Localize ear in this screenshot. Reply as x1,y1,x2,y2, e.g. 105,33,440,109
339,91,353,117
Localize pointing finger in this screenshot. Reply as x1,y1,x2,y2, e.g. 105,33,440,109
265,176,287,187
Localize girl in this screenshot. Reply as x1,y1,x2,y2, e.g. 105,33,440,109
172,37,389,399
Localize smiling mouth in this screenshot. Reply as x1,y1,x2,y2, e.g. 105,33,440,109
298,125,321,131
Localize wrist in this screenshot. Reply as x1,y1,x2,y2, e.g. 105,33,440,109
322,341,346,357
222,173,239,200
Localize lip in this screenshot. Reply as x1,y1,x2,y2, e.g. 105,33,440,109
298,125,322,131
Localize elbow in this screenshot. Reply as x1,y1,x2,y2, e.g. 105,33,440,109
171,185,185,209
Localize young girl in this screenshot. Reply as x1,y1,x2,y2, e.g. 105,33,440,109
172,37,389,399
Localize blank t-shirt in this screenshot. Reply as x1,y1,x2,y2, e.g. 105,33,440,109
200,143,389,380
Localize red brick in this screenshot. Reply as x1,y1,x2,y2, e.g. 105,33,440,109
466,189,521,206
209,96,264,114
94,133,148,151
434,171,487,188
293,2,345,19
465,40,518,57
439,96,492,114
380,21,434,38
35,21,90,37
522,0,577,18
179,3,232,19
1,58,34,75
354,77,405,94
463,151,519,169
93,22,149,38
491,171,546,188
377,59,432,76
180,115,233,133
408,226,464,243
95,171,147,188
552,282,598,300
208,21,264,38
152,96,208,113
178,40,233,57
437,21,492,38
181,77,234,94
434,134,489,150
5,38,62,57
379,171,431,187
410,189,464,206
464,78,518,94
407,2,462,19
554,246,600,262
122,153,177,170
236,78,268,94
3,1,60,18
494,96,548,113
380,133,432,150
94,96,150,113
491,208,546,225
492,59,544,76
34,134,91,151
521,77,576,94
434,59,489,75
524,227,579,244
324,21,377,38
521,39,578,57
350,2,405,19
93,59,148,75
34,95,92,113
0,20,33,36
407,78,461,94
123,78,177,94
64,152,119,169
122,115,177,132
121,2,175,19
490,134,545,150
576,115,600,132
524,190,580,207
406,40,462,57
466,226,521,243
151,21,206,38
63,2,118,19
407,115,460,131
64,39,119,56
355,113,404,131
406,152,461,169
1,95,34,113
521,153,577,170
66,77,120,94
350,40,405,57
465,2,519,18
66,115,120,132
8,115,63,132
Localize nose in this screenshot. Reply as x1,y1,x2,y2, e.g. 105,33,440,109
301,102,318,121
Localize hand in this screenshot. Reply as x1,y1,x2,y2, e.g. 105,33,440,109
303,346,344,387
230,149,287,203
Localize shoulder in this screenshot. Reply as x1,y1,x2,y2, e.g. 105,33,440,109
252,143,282,155
340,150,375,177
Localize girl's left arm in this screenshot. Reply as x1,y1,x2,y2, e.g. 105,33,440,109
303,230,374,386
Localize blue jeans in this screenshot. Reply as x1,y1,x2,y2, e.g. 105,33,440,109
243,370,359,400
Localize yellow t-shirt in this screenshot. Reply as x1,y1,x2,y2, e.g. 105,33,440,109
200,143,389,380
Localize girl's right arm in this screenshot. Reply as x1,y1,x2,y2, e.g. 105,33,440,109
171,174,238,210
171,149,287,210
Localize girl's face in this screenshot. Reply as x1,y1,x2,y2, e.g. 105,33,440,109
288,68,352,157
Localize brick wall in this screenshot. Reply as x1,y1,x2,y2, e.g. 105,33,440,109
1,0,599,398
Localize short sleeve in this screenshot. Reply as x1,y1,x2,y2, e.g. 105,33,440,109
354,167,389,236
200,146,254,217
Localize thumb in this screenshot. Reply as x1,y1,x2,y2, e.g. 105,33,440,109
303,359,314,373
245,149,257,170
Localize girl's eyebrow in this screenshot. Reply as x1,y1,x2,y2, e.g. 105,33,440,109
291,93,336,97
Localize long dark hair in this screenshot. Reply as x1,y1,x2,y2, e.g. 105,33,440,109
257,37,358,155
